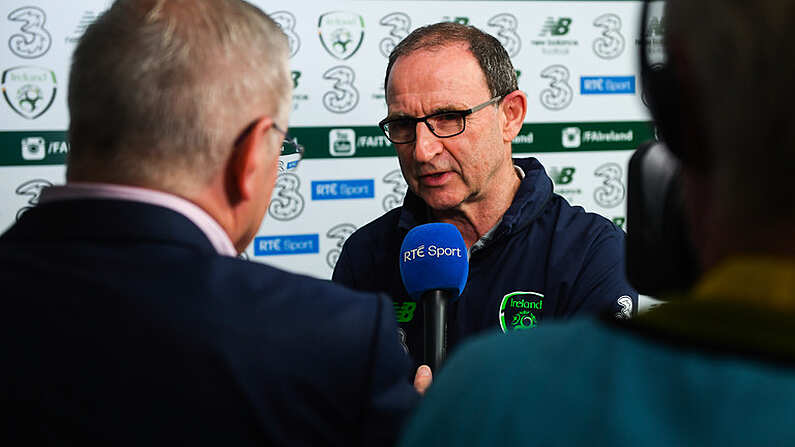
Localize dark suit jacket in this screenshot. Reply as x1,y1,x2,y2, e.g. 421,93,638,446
0,199,418,446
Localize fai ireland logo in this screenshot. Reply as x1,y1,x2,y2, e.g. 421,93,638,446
318,11,365,60
487,13,521,57
499,291,543,333
268,172,305,221
270,11,300,58
325,223,357,269
593,13,625,60
539,65,573,111
2,66,57,119
8,6,51,59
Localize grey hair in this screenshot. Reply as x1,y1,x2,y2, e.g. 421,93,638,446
666,0,795,225
67,0,290,192
384,22,517,101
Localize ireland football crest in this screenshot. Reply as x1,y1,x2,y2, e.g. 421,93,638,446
318,11,365,60
2,66,57,119
499,291,544,333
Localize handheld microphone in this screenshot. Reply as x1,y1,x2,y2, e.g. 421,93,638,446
399,223,468,372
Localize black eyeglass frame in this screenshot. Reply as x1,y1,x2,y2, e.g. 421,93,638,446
378,95,504,144
272,123,304,159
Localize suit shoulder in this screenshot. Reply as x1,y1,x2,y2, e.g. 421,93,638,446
344,207,403,250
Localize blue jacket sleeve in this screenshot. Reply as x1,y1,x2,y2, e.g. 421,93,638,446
332,238,356,288
566,226,638,318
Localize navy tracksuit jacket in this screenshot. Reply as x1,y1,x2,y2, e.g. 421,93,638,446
333,157,637,365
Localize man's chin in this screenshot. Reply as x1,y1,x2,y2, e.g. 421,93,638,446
419,191,464,212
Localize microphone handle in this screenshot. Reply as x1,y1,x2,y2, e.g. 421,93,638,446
422,289,448,373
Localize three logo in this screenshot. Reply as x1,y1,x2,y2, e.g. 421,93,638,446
271,11,301,58
15,178,52,220
268,173,305,221
487,13,521,57
5,7,56,120
8,7,51,59
379,12,410,58
325,223,357,269
592,13,625,59
540,65,573,111
322,66,359,113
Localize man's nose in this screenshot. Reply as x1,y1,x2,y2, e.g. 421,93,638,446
413,121,443,163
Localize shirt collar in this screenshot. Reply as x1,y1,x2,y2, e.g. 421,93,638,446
40,183,237,257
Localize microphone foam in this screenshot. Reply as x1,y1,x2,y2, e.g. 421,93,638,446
399,223,469,301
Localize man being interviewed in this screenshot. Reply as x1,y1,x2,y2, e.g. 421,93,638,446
333,22,637,366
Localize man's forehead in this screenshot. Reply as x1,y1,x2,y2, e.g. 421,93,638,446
385,44,489,107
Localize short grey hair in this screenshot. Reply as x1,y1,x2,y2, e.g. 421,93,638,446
666,0,795,225
67,0,290,192
384,22,517,101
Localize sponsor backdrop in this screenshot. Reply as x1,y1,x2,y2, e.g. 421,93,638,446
1,1,657,302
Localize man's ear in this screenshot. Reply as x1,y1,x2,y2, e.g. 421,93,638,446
226,117,273,205
500,90,528,142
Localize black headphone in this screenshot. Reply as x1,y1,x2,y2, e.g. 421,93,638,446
639,0,685,161
626,0,700,297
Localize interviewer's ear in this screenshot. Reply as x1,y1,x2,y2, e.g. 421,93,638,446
500,90,528,142
227,117,274,204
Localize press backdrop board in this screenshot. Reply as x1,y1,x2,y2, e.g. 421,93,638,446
0,1,657,300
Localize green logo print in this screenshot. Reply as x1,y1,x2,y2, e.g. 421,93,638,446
511,310,537,329
549,166,575,185
291,70,301,89
499,291,543,333
394,301,417,323
541,17,572,36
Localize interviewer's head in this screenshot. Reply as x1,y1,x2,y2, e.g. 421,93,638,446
664,0,795,265
67,0,290,251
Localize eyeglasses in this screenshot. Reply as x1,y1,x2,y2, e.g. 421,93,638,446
272,123,304,173
378,95,503,144
235,120,304,173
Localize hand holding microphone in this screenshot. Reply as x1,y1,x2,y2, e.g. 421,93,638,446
399,223,469,374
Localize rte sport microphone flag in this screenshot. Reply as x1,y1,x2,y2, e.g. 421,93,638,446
398,223,469,301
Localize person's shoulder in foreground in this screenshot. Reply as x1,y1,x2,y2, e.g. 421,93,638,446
0,196,419,447
399,294,795,446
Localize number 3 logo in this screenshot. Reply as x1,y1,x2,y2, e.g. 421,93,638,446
270,11,300,58
593,163,625,208
379,12,411,58
8,6,52,59
322,66,359,114
268,173,305,221
487,13,521,57
592,13,625,60
539,65,573,111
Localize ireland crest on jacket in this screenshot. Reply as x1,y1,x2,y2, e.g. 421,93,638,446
318,11,365,60
499,291,543,332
